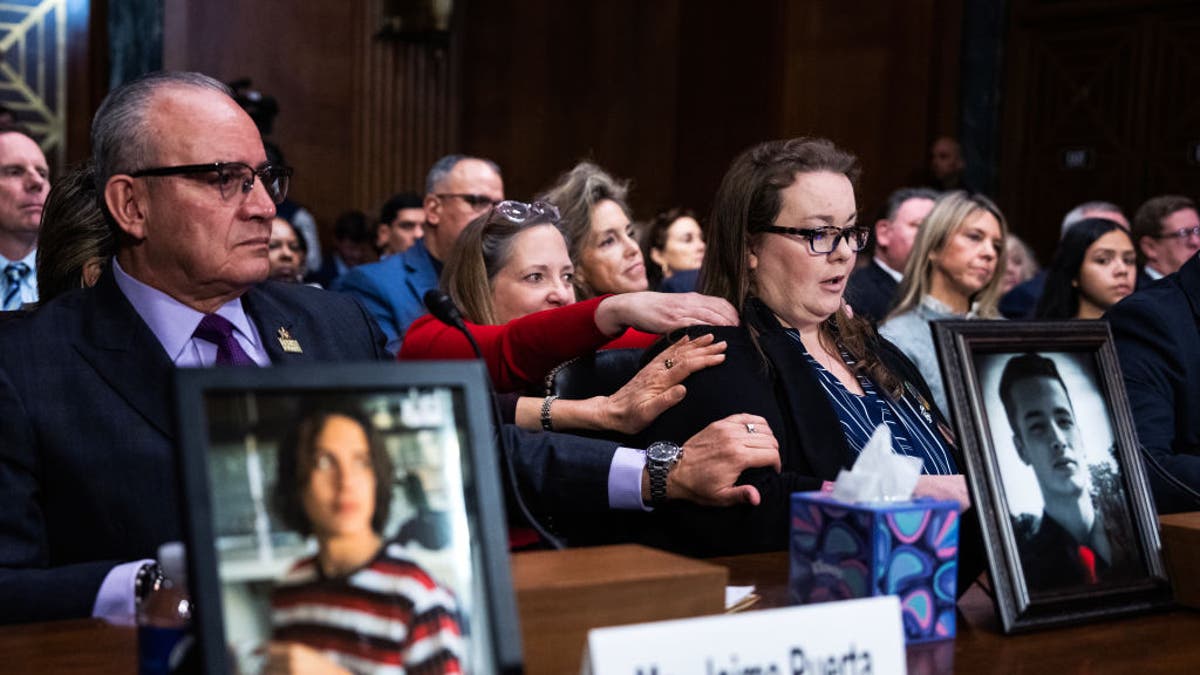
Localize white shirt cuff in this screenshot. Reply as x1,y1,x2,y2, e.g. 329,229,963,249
92,559,152,626
609,446,652,511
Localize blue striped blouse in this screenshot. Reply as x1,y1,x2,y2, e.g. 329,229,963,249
786,330,957,475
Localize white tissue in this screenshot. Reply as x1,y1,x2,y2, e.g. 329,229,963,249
830,425,923,503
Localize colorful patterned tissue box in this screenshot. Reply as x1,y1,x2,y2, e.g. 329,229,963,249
789,491,960,643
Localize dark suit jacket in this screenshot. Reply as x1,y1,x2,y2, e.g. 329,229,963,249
630,298,965,558
1108,255,1200,513
844,261,899,324
333,239,439,351
658,269,699,294
0,271,389,623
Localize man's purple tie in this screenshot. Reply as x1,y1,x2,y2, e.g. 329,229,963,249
193,314,256,366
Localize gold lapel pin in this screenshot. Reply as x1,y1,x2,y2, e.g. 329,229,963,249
277,327,302,353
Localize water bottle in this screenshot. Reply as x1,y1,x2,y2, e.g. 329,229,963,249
137,542,193,675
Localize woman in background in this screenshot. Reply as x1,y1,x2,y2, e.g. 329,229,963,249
35,162,112,302
641,207,706,292
267,216,308,284
1001,233,1039,294
269,408,462,674
1036,218,1136,320
539,162,649,298
880,191,1008,414
401,200,733,436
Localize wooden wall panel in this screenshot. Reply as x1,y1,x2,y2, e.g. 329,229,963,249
998,0,1200,263
161,0,459,246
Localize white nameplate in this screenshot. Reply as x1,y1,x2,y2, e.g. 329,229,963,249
582,596,905,675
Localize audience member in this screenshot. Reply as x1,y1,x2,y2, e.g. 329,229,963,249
336,155,504,351
1001,234,1039,294
36,162,112,302
268,409,462,673
926,136,974,192
1000,200,1128,318
880,191,1007,414
539,161,648,298
402,199,734,436
1036,218,1135,320
844,187,938,323
0,71,390,624
0,123,50,309
375,191,425,257
267,216,308,284
1108,249,1200,513
308,209,374,287
632,138,968,557
1132,194,1199,283
640,207,705,292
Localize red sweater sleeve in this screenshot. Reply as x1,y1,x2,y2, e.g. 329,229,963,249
398,297,644,392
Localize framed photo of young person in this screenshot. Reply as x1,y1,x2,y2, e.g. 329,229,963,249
175,362,522,674
933,320,1172,633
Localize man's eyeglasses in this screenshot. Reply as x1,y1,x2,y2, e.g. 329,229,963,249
760,225,870,254
1154,225,1200,241
436,193,498,210
130,162,292,205
486,200,560,226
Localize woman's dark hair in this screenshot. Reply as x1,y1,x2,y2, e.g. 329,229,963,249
36,161,114,302
640,206,698,290
702,137,904,396
1035,217,1132,319
273,407,393,537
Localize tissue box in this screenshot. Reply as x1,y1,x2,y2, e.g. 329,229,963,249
789,491,959,643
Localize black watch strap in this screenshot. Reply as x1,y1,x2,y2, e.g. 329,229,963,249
134,562,163,606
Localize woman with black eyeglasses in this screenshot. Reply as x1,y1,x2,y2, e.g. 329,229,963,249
631,138,971,557
879,191,1008,415
400,199,738,435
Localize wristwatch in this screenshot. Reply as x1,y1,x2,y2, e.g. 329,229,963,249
646,441,683,506
134,561,164,607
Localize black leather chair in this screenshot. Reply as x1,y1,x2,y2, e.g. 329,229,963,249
542,348,645,398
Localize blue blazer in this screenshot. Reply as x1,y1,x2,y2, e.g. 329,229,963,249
1108,255,1200,513
333,240,439,352
0,271,389,623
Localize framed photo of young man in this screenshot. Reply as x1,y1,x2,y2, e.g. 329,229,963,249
933,320,1171,633
175,362,523,674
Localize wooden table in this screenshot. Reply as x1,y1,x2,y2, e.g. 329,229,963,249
2,550,1199,673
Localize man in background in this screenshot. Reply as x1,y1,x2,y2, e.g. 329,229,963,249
335,154,504,352
845,187,937,323
374,191,425,257
1132,195,1199,285
0,124,50,309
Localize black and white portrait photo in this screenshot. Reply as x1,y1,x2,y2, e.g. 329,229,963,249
974,351,1144,595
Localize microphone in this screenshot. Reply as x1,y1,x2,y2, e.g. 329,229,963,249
423,289,566,549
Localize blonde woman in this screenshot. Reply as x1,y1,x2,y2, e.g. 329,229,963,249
879,191,1008,414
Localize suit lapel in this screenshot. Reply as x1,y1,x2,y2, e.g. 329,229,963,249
75,271,176,438
242,285,316,365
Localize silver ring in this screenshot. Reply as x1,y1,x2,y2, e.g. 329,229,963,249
746,423,756,434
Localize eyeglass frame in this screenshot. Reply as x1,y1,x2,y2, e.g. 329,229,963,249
435,193,499,210
128,161,293,205
1153,224,1200,241
485,200,561,227
758,224,871,254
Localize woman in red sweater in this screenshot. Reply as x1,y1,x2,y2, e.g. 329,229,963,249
400,200,736,435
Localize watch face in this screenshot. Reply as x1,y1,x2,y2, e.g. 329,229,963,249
646,441,681,463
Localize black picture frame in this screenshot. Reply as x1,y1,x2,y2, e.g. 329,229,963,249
174,361,522,674
933,320,1172,633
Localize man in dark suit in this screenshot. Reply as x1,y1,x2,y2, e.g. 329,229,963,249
1108,251,1200,513
0,72,393,624
845,187,937,323
335,155,504,353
